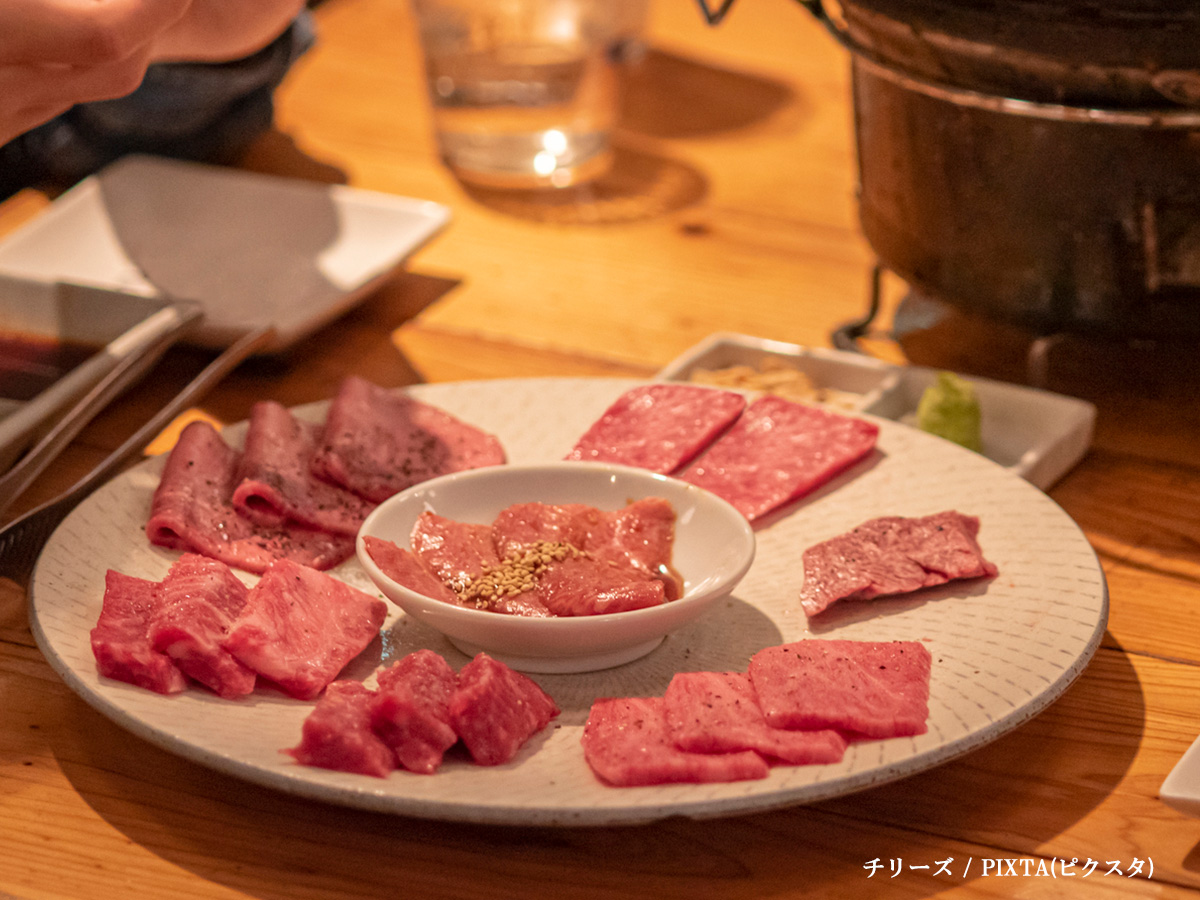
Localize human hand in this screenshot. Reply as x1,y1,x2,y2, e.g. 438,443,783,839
0,0,195,146
150,0,309,63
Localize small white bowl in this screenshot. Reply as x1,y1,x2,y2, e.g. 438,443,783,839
356,462,756,673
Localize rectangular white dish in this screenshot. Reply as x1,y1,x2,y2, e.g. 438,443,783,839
0,155,452,352
657,332,1096,490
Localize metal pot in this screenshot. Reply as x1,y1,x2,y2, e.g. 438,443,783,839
800,0,1200,339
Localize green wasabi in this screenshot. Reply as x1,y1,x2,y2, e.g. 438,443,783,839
916,371,982,453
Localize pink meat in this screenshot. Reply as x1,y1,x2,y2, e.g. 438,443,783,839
411,512,551,617
148,553,257,699
663,671,846,765
677,395,879,522
565,384,746,473
222,559,389,700
581,696,770,787
798,510,999,617
310,376,506,503
447,653,559,766
493,499,682,600
370,650,460,774
90,571,187,694
146,420,355,574
233,400,376,536
361,535,462,605
287,681,397,778
533,555,665,615
748,640,932,739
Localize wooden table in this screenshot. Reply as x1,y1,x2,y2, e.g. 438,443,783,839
3,0,1200,896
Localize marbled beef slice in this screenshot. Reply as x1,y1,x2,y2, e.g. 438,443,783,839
749,640,932,739
310,376,505,503
678,395,879,522
148,553,257,699
798,510,998,617
663,671,846,765
90,571,188,695
581,696,770,787
233,400,376,536
222,559,388,700
565,383,746,474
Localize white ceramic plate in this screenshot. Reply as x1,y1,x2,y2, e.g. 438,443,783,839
357,462,756,673
0,156,451,352
28,377,1108,826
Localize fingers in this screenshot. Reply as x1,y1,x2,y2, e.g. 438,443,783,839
0,0,193,65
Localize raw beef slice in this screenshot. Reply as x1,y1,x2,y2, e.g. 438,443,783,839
222,559,388,700
581,696,770,787
233,400,376,536
798,510,999,616
310,376,506,503
663,671,846,765
447,654,559,766
748,640,932,739
361,535,462,605
678,395,878,522
565,383,746,473
288,681,397,778
146,420,355,574
148,553,257,699
90,571,187,694
370,649,460,774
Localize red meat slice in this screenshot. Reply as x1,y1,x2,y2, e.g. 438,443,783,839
361,535,462,605
532,556,665,615
663,671,846,765
447,653,559,766
222,559,389,700
411,512,551,617
493,498,682,600
233,400,376,536
148,553,257,699
677,395,878,522
146,420,355,574
581,696,770,787
798,510,999,617
287,681,397,778
565,384,746,473
748,640,932,739
310,376,506,503
90,571,188,694
370,649,460,774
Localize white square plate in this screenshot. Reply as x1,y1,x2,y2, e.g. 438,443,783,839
0,155,452,352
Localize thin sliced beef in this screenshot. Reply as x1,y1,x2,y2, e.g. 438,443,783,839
222,559,389,700
310,376,506,503
287,681,397,778
532,555,665,615
565,384,746,473
748,640,932,739
361,535,462,605
678,395,878,522
663,671,846,765
581,696,770,786
148,553,256,699
146,420,355,574
90,571,188,694
370,649,459,774
233,400,376,536
447,653,559,766
798,510,999,617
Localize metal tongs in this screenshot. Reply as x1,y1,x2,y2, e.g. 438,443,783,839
0,325,275,587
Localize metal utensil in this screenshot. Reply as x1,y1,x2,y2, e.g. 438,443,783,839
0,300,203,516
0,325,275,587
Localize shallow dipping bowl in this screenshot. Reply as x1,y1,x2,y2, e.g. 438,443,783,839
355,462,756,673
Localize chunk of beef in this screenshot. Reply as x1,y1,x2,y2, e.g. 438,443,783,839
90,571,187,694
